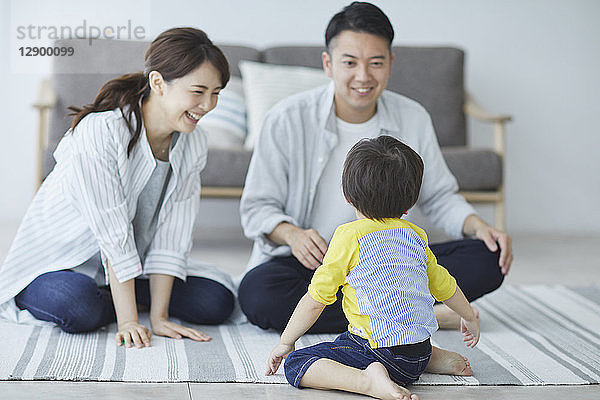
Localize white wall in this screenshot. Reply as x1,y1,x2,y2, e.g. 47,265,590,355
1,0,599,234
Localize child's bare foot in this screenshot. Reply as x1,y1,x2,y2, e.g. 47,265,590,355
434,304,460,329
362,362,420,400
434,305,479,330
425,346,473,376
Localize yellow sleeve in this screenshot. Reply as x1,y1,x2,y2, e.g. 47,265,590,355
308,225,359,305
426,245,457,302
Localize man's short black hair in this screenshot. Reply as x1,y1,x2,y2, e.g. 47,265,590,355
342,135,424,220
325,2,394,50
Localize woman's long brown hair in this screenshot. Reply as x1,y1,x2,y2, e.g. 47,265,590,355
69,27,230,156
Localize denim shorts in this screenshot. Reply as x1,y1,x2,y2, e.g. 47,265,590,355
284,331,432,388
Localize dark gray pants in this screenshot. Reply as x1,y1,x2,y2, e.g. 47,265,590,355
238,238,503,333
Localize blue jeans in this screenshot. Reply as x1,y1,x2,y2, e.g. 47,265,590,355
284,331,432,388
14,270,234,333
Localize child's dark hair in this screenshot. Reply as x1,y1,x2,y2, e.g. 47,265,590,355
342,135,424,220
325,2,394,50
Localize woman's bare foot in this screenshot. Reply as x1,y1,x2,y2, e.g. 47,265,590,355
435,305,479,330
361,362,420,400
425,346,473,376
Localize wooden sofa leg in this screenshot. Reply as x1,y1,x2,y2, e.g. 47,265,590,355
495,198,505,231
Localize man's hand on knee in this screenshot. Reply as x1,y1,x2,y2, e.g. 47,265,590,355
289,228,328,270
463,214,513,274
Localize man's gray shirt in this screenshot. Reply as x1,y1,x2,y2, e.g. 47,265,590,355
240,82,475,272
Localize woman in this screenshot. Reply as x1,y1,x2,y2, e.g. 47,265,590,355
0,27,235,348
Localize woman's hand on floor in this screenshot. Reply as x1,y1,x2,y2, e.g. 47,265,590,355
150,317,211,342
116,321,152,348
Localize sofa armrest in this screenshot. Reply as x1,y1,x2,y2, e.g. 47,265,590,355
33,79,57,186
201,186,244,198
464,91,512,156
464,92,511,124
33,79,57,110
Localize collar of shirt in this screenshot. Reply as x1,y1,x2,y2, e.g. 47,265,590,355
320,81,401,140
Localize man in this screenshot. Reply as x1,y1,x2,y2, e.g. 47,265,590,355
239,1,513,333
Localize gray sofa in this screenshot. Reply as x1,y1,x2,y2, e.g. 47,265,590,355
34,39,510,228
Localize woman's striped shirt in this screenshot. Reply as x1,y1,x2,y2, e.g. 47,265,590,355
0,109,207,305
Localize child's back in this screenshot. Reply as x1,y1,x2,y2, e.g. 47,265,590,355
309,217,456,348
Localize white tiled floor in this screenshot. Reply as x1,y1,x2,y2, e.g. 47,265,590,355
0,221,599,399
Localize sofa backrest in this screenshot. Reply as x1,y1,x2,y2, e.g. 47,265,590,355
43,39,465,176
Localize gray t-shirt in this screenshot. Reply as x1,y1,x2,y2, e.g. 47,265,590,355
132,158,171,263
73,133,178,284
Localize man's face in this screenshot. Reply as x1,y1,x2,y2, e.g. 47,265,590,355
322,30,393,124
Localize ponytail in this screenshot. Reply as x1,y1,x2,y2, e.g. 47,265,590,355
68,27,229,157
69,73,150,155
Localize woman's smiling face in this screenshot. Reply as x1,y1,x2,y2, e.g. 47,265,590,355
158,61,223,134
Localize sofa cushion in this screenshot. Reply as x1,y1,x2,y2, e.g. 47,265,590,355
263,46,466,147
389,47,465,148
200,146,502,191
442,147,502,190
262,46,326,69
197,76,246,150
200,148,253,187
238,61,329,149
217,45,262,78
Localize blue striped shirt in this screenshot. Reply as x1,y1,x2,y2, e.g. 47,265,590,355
309,218,457,348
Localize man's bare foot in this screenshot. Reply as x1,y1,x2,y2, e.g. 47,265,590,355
425,346,473,376
435,304,479,330
361,362,420,400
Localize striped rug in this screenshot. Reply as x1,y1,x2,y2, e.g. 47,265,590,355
1,285,599,385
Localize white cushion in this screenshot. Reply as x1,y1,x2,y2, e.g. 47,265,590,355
197,76,246,150
239,60,330,149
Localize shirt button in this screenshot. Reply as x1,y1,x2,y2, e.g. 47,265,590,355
318,157,324,163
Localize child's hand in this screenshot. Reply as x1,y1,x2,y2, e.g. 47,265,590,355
150,317,211,342
461,308,480,348
116,321,152,348
265,343,295,375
